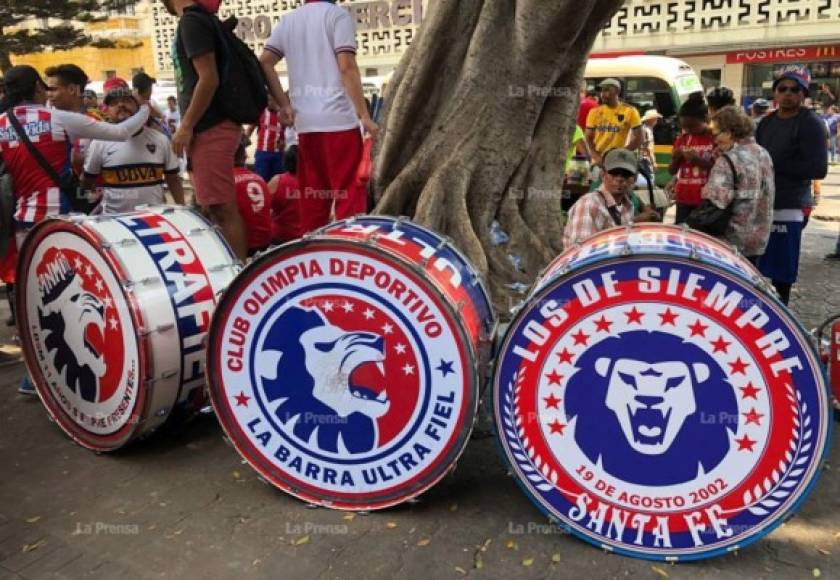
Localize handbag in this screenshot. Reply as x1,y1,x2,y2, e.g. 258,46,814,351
686,153,738,237
6,110,96,214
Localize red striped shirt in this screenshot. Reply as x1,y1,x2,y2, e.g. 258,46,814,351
257,109,284,153
0,106,70,224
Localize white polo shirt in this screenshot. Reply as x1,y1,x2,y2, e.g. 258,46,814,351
265,1,359,134
84,127,180,214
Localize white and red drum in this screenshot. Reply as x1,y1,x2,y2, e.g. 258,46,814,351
494,223,831,561
207,216,496,510
17,207,240,451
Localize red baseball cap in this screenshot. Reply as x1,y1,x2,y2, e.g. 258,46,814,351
103,77,137,105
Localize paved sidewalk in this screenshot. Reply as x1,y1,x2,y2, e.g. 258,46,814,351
2,169,840,580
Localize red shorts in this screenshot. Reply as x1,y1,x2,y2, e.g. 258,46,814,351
297,128,365,234
189,120,242,207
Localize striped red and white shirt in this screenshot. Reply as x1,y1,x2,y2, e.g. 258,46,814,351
257,109,285,153
0,104,149,225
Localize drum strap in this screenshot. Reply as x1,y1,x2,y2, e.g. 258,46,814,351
600,192,624,227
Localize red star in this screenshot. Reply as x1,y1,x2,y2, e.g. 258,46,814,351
658,308,679,326
743,408,764,426
556,348,574,364
688,320,708,337
624,307,644,324
544,393,561,409
735,434,757,452
728,357,749,375
740,382,760,400
593,315,613,333
234,392,251,407
548,420,566,435
571,330,590,346
546,370,563,385
711,336,731,354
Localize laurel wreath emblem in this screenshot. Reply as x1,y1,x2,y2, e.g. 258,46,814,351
740,383,813,516
502,369,561,493
503,366,814,513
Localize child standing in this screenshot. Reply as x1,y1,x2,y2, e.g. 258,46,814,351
669,93,716,224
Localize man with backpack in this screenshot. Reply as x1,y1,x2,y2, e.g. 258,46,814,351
161,0,281,260
756,64,829,305
259,0,378,234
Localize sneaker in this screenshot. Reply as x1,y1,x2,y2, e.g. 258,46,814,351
18,375,36,396
825,252,840,261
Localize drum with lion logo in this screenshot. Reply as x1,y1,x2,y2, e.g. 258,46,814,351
207,216,496,510
494,223,831,561
16,206,240,452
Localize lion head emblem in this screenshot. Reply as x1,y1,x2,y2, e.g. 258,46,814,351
259,306,389,454
565,330,738,486
37,253,107,403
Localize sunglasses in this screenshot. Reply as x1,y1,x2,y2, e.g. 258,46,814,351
776,85,802,94
607,169,635,179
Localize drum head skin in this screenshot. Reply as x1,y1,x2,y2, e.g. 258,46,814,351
17,220,147,451
494,257,831,561
207,240,479,510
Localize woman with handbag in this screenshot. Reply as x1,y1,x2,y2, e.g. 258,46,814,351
693,106,775,265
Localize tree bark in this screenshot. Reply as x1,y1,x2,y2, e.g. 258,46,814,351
373,0,623,312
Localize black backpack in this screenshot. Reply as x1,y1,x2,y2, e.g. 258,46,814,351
211,15,268,125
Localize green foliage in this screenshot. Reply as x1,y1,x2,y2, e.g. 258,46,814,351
0,1,140,71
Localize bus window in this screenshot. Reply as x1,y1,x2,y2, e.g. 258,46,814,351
623,77,679,146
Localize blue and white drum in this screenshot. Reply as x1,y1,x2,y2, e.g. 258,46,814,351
207,216,496,510
17,207,240,451
494,223,831,561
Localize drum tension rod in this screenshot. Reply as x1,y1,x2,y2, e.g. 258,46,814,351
139,323,175,337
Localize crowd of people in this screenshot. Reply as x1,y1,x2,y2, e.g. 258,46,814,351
0,0,377,393
0,1,837,393
564,63,832,306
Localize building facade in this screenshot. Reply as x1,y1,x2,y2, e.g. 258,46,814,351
591,0,840,108
150,0,425,81
10,0,156,82
147,0,840,108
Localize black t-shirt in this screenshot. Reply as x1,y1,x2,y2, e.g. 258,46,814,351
173,6,227,133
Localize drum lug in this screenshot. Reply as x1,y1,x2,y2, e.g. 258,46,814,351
146,370,178,385
139,323,175,337
406,497,421,505
154,407,169,418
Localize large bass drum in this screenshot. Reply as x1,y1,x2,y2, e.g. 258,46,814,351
494,223,831,561
207,216,496,510
17,207,240,451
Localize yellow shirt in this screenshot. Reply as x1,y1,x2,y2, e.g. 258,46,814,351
585,102,641,155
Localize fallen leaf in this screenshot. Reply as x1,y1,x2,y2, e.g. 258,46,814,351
292,535,310,546
417,538,431,546
475,556,484,569
25,516,41,524
385,522,398,529
449,503,458,512
651,566,669,578
813,569,821,578
343,514,356,521
22,539,47,553
455,566,467,575
818,548,831,556
552,553,561,563
252,559,261,567
522,557,534,567
232,471,241,480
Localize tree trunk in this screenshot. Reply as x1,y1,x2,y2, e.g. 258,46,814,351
373,0,623,312
0,28,12,74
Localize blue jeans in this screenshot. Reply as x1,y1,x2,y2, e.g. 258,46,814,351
254,150,284,183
